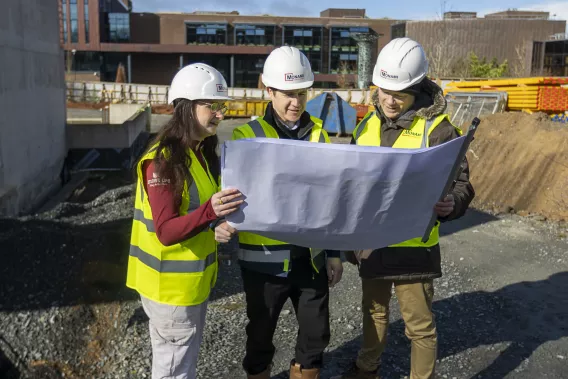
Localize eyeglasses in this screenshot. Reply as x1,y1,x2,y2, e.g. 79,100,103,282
198,101,228,115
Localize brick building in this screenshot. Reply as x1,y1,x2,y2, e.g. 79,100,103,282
60,0,398,87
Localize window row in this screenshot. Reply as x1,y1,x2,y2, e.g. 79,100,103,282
186,24,368,51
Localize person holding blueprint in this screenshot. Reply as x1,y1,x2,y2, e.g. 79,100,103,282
332,38,475,379
215,46,343,379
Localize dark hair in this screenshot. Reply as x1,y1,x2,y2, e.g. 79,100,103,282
143,99,219,206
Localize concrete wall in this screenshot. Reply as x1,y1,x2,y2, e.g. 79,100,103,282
406,19,566,76
67,105,149,149
0,0,66,216
109,103,145,124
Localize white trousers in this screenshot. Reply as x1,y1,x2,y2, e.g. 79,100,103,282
141,296,208,379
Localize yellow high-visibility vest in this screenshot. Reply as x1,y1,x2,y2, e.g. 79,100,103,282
126,145,219,305
232,116,330,275
353,112,462,247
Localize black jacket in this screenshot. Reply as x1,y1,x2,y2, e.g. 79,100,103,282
351,79,475,280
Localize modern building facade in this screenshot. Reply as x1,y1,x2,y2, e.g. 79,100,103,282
532,37,568,76
60,0,398,87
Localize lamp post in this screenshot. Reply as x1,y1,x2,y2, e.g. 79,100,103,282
71,49,77,101
72,49,77,82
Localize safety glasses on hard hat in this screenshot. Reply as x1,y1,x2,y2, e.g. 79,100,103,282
197,101,228,115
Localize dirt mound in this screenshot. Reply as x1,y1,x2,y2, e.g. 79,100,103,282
467,112,568,220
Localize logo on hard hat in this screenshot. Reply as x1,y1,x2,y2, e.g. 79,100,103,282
284,73,305,82
216,84,227,92
380,69,398,80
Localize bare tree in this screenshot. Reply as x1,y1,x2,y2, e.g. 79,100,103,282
425,0,465,78
427,43,458,77
511,41,529,77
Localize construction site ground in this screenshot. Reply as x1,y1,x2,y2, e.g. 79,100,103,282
1,113,567,379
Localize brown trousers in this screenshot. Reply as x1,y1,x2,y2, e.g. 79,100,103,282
356,279,437,379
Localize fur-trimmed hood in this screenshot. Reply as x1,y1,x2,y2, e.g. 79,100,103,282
371,78,447,128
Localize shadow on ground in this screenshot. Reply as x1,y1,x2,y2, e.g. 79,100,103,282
439,208,499,237
0,172,244,313
293,272,568,379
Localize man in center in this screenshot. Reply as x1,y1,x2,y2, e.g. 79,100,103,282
215,46,344,379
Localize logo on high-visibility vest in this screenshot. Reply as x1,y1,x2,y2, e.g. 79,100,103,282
402,130,421,137
284,73,305,81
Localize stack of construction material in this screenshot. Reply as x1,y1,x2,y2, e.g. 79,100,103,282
444,77,568,112
549,112,568,124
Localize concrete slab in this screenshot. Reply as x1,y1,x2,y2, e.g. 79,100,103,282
66,107,150,149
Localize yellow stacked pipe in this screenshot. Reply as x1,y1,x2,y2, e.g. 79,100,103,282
444,78,548,112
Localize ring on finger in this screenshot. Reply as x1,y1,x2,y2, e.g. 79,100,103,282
218,198,224,205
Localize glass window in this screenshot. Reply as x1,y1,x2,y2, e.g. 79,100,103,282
108,13,130,42
283,26,323,73
329,27,368,73
186,24,227,45
74,51,102,72
234,25,274,46
71,20,78,43
233,55,266,87
391,23,406,39
285,26,322,48
62,0,67,43
70,0,78,42
84,0,89,43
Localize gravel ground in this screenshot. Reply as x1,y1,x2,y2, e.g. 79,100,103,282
1,122,567,379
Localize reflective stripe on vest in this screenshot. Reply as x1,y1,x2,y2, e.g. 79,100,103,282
129,245,216,273
243,117,330,143
238,244,325,276
232,115,329,275
353,113,459,248
126,145,219,306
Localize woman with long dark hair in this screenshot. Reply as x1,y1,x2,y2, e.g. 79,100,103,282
126,63,242,379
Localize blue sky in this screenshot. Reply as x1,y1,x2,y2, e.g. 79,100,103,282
132,0,568,24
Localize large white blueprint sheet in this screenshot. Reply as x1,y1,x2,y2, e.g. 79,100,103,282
221,137,465,250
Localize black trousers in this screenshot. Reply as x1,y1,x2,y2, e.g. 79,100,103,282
240,259,330,374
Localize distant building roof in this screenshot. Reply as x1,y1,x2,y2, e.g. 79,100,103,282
190,10,240,15
484,10,549,20
443,11,477,19
320,9,366,18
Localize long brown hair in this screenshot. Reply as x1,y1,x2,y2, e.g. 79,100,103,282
144,99,219,206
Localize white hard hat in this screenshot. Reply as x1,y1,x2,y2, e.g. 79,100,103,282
262,46,314,90
372,38,429,92
168,63,231,103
